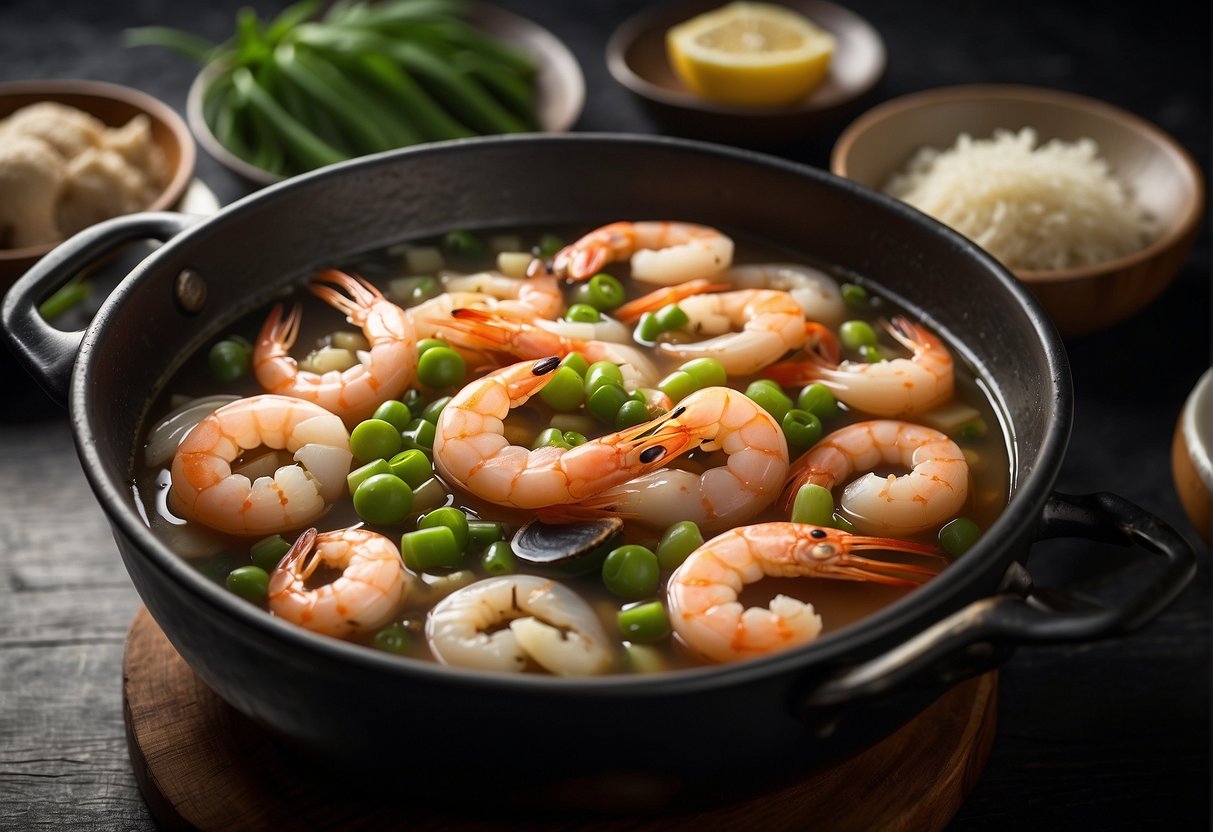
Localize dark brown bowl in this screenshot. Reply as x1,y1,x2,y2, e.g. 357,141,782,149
832,84,1206,336
0,79,196,284
606,0,885,145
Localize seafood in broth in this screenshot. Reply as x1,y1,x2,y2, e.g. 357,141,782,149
137,221,1009,674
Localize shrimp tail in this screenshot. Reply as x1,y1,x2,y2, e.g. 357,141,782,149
309,269,382,320
613,279,731,324
259,302,302,354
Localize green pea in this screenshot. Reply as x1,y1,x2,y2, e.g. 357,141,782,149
940,517,981,556
482,540,516,575
539,365,586,412
859,344,886,363
957,419,988,440
372,399,412,431
832,513,856,533
655,303,689,332
615,399,651,430
536,233,564,258
634,311,663,343
565,303,600,323
405,276,440,305
468,521,504,547
585,272,626,311
797,383,839,419
587,383,631,424
791,483,834,526
421,396,451,424
655,520,704,571
745,380,793,423
782,408,822,449
562,430,588,447
584,361,625,396
841,282,869,308
402,418,436,451
400,388,426,414
372,623,412,654
417,346,466,389
350,418,403,463
680,357,727,390
353,473,413,525
208,339,250,383
249,535,291,572
560,352,589,377
602,545,660,599
442,230,481,254
840,320,878,351
418,507,470,553
347,457,392,494
532,427,572,450
388,448,432,488
657,370,695,403
617,600,671,642
400,526,461,571
225,565,269,604
416,338,448,356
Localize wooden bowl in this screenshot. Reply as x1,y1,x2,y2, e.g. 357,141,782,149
1173,369,1212,546
831,84,1205,337
0,79,196,284
606,0,885,145
188,3,586,186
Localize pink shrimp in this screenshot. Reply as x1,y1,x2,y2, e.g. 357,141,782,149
253,269,417,425
530,221,734,284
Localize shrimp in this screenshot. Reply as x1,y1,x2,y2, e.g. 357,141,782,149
765,316,954,418
541,386,788,534
254,269,417,425
170,395,353,537
532,221,734,285
267,527,411,638
667,523,941,663
436,307,661,389
426,575,613,675
438,270,564,320
619,288,809,376
722,263,848,328
432,357,694,509
781,420,970,537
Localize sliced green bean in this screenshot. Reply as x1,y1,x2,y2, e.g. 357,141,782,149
231,67,345,169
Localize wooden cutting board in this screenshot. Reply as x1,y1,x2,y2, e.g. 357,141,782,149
122,607,997,831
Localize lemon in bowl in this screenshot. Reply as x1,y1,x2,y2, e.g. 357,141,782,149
666,1,836,108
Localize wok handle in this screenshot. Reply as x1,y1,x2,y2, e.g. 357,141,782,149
1,212,195,407
800,491,1197,712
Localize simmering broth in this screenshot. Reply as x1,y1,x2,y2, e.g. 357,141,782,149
134,222,1009,674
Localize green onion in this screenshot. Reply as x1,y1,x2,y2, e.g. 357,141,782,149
249,534,291,571
468,521,504,547
347,457,392,494
401,526,461,571
782,408,822,449
634,311,662,343
617,600,671,642
657,370,695,403
578,273,626,311
417,506,470,553
680,358,727,390
564,303,600,323
402,418,436,451
482,540,516,574
791,483,834,526
655,303,689,332
388,448,432,488
560,352,589,377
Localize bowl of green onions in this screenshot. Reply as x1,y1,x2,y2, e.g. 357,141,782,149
131,0,585,184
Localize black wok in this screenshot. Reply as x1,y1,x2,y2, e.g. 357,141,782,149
1,134,1194,808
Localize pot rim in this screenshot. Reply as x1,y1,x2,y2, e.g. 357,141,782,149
69,132,1072,694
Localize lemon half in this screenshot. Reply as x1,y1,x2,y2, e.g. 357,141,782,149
666,2,836,108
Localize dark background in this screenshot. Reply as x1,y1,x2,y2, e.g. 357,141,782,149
0,0,1208,829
